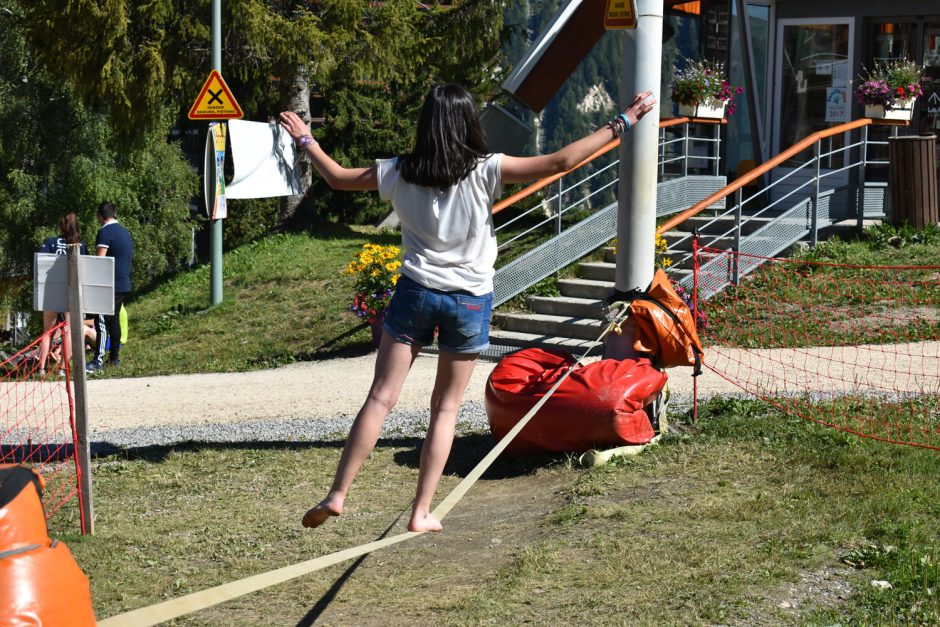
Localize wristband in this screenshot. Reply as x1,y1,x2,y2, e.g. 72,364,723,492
618,113,631,132
299,135,317,148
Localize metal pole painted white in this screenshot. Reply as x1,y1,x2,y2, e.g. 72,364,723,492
606,0,663,359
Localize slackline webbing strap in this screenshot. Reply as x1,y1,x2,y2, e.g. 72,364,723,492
98,305,632,627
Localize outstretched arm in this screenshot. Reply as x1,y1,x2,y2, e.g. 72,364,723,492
279,111,379,191
500,91,657,185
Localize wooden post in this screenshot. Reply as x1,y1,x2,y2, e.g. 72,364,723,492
67,245,94,534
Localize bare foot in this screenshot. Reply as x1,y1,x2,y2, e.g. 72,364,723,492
407,512,443,533
302,497,343,529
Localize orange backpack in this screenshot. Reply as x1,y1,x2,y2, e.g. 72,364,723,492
626,268,705,374
0,465,96,626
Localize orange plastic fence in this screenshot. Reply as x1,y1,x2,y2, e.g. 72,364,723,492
0,322,82,525
693,245,940,450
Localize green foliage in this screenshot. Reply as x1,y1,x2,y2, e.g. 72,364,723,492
864,222,940,249
0,3,198,314
223,198,280,249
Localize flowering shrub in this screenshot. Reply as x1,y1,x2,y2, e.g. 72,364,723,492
671,59,744,114
655,233,673,270
344,243,401,322
854,79,892,107
855,59,924,107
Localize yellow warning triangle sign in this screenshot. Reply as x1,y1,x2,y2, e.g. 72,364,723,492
188,70,244,120
604,0,638,29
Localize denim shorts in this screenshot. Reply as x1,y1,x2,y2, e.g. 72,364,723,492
383,274,492,354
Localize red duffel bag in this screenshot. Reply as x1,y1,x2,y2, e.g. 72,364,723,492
485,347,668,455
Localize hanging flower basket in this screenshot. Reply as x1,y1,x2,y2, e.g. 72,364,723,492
671,59,741,120
855,58,924,122
678,99,727,120
865,98,915,121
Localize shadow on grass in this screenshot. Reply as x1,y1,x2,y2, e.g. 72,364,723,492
89,434,562,481
294,510,406,627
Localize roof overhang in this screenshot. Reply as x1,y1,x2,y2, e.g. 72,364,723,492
502,0,701,112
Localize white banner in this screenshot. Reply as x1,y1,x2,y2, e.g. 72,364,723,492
226,119,303,199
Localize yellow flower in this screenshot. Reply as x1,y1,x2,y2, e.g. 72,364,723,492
386,261,401,271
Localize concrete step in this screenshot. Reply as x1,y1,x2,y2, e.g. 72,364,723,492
492,311,609,341
528,295,607,318
579,261,616,282
487,329,604,357
557,278,614,300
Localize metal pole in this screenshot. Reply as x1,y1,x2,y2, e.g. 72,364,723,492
659,127,665,178
682,123,689,177
811,141,820,248
858,125,868,233
209,0,223,305
67,246,93,534
714,123,721,177
555,178,563,235
733,187,742,284
607,0,663,360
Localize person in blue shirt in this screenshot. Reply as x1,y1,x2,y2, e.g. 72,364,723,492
87,201,133,372
36,212,87,376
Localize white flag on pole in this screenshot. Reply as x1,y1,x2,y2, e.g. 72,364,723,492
225,119,303,199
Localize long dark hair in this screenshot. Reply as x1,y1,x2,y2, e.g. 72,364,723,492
58,212,81,245
397,84,489,189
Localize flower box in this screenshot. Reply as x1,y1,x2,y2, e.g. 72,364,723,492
678,99,726,120
865,99,915,121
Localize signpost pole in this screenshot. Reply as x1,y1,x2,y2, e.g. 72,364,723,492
67,246,94,534
210,0,223,305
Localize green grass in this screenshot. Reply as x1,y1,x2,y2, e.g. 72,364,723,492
106,224,399,377
49,400,940,624
32,221,939,623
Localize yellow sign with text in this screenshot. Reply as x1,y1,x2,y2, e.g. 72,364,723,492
188,70,244,120
604,0,638,29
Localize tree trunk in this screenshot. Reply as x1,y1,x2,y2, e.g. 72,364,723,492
280,67,312,224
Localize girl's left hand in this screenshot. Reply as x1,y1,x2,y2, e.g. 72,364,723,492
279,111,311,141
624,91,657,126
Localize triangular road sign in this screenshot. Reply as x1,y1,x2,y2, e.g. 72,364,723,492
604,0,637,29
188,70,244,120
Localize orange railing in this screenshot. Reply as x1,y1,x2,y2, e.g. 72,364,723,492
491,116,723,216
656,118,888,234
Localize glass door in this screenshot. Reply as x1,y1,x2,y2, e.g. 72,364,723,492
923,24,940,131
773,19,854,196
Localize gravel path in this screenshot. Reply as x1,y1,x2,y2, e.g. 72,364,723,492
85,341,938,449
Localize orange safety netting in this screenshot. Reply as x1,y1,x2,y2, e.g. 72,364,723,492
693,245,940,450
0,321,82,523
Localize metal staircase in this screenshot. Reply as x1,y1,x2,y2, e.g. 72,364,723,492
483,118,901,359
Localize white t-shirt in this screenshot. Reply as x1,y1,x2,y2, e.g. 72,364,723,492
376,153,503,295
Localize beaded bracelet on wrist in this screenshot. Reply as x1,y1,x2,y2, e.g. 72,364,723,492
298,135,317,149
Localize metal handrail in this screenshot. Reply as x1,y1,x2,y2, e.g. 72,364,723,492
655,118,913,235
663,119,911,285
491,116,722,216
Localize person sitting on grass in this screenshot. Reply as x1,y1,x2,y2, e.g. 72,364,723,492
280,84,656,533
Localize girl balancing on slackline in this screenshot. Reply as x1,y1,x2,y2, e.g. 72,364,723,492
280,84,656,533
